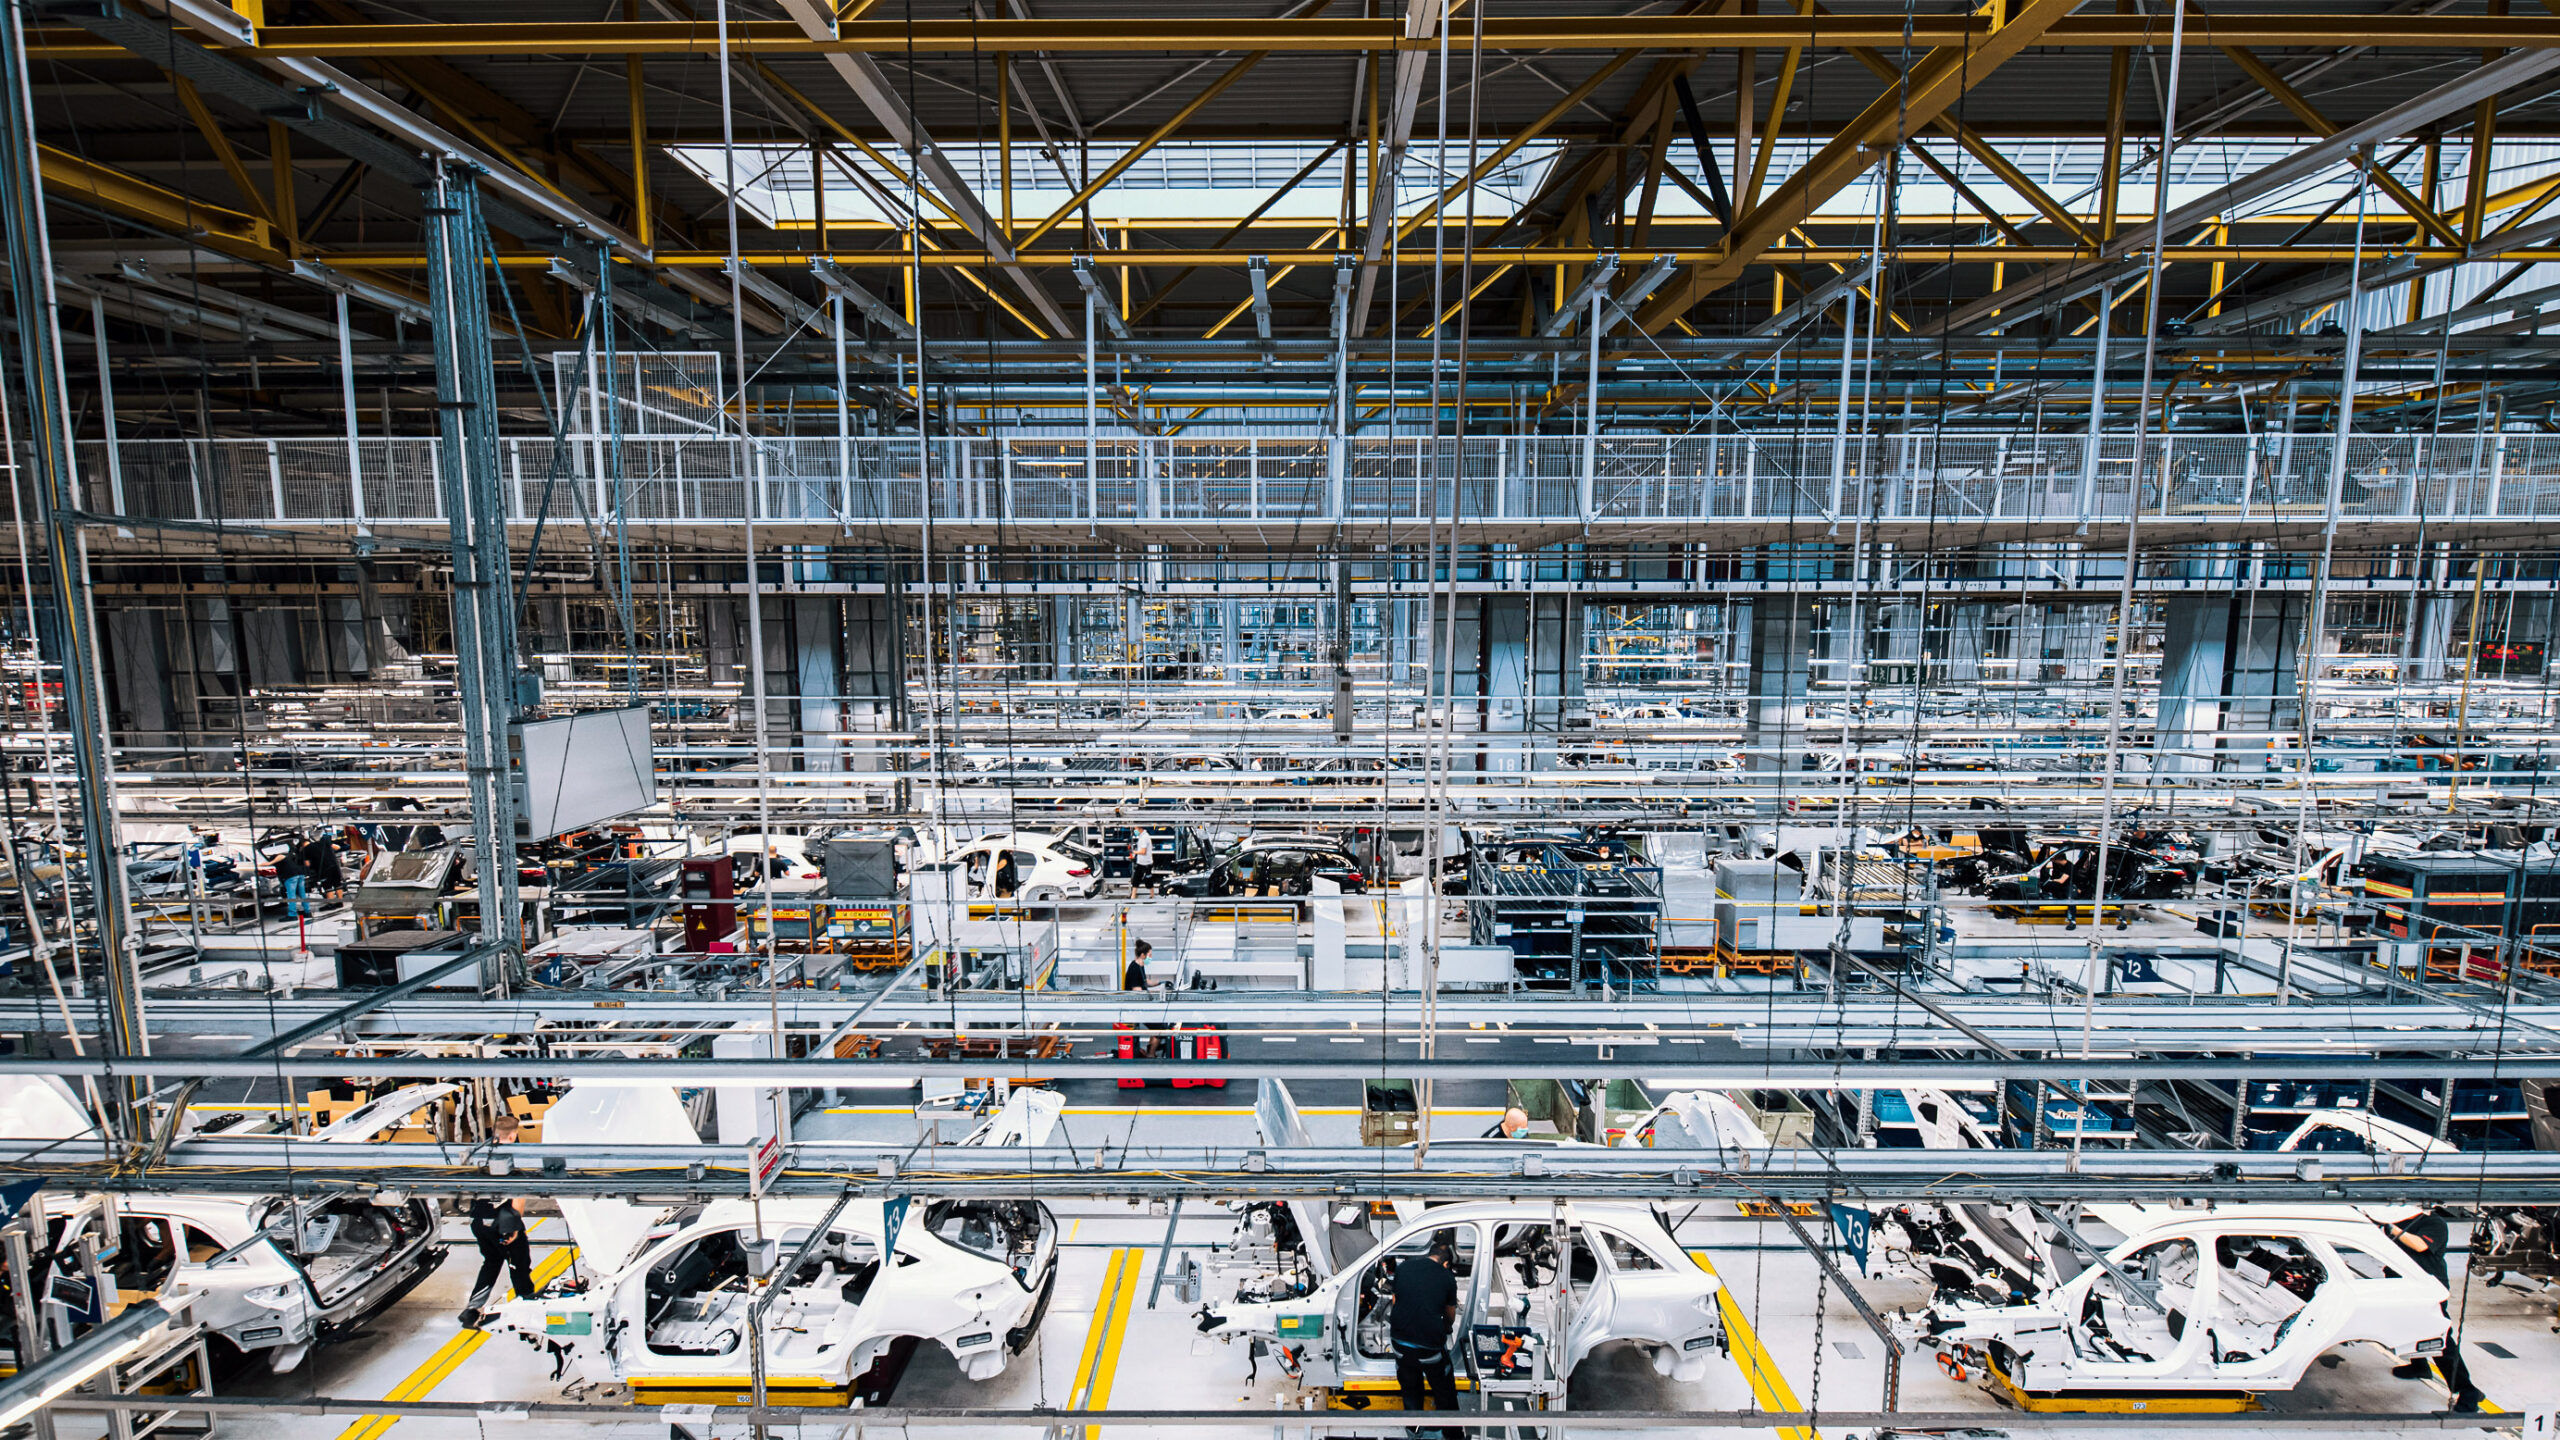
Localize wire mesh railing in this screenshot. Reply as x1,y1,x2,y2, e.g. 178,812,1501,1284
59,431,2557,529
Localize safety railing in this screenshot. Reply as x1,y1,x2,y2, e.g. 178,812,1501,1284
60,430,2554,530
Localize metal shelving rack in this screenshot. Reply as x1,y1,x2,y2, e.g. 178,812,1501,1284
2379,1077,2535,1150
1467,846,1664,992
99,1319,213,1440
2193,1075,2378,1149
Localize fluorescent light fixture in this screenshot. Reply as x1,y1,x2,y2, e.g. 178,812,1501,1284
0,1299,175,1431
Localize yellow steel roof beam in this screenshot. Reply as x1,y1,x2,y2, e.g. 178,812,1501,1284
1634,0,2088,335
27,15,2560,57
2220,45,2467,249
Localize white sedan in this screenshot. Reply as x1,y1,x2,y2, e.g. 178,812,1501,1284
937,831,1102,904
1200,1199,1725,1396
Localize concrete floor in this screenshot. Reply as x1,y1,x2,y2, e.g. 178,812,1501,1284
123,894,2549,1439
177,1189,2560,1440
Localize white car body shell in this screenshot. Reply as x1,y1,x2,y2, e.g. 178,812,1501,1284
2273,1109,2453,1159
1216,1081,1725,1385
0,1077,444,1370
487,1085,1060,1393
1920,1209,2449,1395
1866,1088,2054,1301
1617,1091,1780,1154
719,833,820,881
1201,1198,1725,1387
306,1083,463,1143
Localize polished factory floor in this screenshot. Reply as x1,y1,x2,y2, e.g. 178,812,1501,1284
159,1137,2558,1440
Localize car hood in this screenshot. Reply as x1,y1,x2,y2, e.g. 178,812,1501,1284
0,1075,94,1140
538,1085,693,1271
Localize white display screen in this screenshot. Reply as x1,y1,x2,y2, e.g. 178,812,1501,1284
513,705,657,840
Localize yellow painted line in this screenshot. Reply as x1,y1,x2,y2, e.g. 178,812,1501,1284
533,1242,580,1288
1084,1248,1143,1439
1066,1247,1143,1439
334,1243,580,1440
1692,1251,1817,1440
334,1330,486,1440
1063,1249,1125,1416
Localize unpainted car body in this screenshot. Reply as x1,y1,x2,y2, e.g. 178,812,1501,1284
487,1085,1059,1395
1199,1080,1724,1389
0,1077,443,1371
1914,1209,2450,1397
1198,1199,1725,1389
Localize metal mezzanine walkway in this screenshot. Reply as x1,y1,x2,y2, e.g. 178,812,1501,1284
52,428,2560,550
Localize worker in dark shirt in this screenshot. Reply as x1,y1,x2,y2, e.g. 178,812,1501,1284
300,834,344,896
460,1160,536,1329
1122,938,1152,991
2384,1209,2486,1412
273,843,310,918
1387,1234,1462,1438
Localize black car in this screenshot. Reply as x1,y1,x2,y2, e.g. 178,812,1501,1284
1167,836,1378,897
1444,831,1639,893
1980,840,2192,904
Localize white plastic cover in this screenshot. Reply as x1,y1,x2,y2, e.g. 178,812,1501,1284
0,1075,94,1139
540,1085,696,1271
960,1088,1064,1147
1642,1091,1775,1152
308,1083,461,1143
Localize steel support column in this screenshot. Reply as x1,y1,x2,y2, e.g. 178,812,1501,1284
0,0,144,1134
421,159,525,987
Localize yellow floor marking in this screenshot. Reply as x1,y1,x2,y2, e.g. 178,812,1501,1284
1692,1251,1817,1440
1084,1247,1144,1439
2444,1361,2503,1415
1066,1248,1143,1439
334,1242,580,1440
1063,1250,1126,1427
532,1242,579,1287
